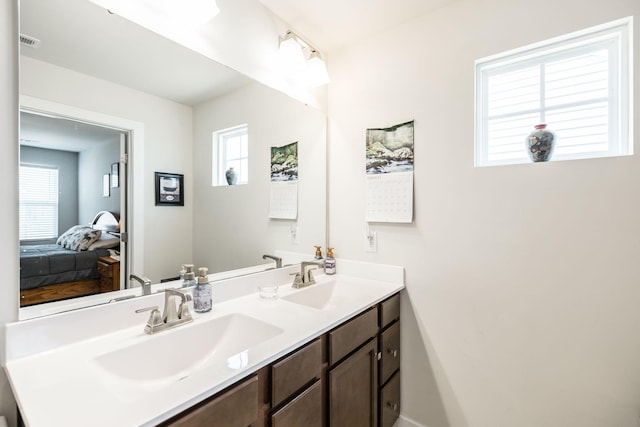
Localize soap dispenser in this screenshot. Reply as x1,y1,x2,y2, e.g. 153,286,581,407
194,267,212,313
325,247,336,275
314,245,323,260
182,264,196,287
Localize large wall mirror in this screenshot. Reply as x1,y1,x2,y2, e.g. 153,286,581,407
18,0,327,316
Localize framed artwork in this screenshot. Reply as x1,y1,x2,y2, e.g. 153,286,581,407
111,162,119,188
155,172,184,206
103,174,110,197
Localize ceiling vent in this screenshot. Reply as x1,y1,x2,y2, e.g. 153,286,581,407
20,33,41,48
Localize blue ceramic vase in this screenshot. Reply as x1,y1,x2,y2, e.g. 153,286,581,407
225,167,238,185
526,124,556,162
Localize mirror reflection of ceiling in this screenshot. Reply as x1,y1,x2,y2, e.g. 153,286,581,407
20,0,252,106
20,112,122,152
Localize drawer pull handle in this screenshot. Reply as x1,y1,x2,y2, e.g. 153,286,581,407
387,348,398,358
386,401,399,412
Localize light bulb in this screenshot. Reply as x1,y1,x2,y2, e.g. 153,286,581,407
277,33,307,75
306,51,330,86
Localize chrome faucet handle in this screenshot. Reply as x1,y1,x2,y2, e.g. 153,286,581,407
135,306,163,334
292,273,304,288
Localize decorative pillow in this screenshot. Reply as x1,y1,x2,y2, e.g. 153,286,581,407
87,234,120,250
57,225,102,251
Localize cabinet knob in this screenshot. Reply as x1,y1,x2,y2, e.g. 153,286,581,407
387,348,398,358
386,401,399,412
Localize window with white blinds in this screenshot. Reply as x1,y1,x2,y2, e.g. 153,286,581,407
19,165,59,240
475,17,632,167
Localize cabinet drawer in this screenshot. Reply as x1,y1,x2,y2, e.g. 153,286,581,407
379,321,400,385
271,337,323,407
379,370,400,427
271,379,323,427
97,261,112,277
164,374,258,426
380,293,400,329
329,306,378,365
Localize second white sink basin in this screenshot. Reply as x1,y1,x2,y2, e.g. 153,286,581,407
282,280,344,310
93,313,282,383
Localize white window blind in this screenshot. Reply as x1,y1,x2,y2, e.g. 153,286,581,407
19,165,59,240
212,124,249,186
475,17,632,166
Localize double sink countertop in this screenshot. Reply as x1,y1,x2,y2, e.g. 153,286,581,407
4,259,404,427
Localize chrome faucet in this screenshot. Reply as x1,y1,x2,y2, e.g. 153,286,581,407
262,254,283,269
135,288,193,334
292,261,324,288
130,274,152,295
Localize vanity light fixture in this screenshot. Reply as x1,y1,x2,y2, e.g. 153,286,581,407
278,30,331,87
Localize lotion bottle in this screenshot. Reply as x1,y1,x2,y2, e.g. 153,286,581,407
182,264,196,287
194,267,212,313
314,245,323,260
325,247,336,275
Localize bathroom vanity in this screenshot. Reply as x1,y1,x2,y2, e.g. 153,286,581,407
4,260,403,426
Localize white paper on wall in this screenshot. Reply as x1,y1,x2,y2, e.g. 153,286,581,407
269,179,298,219
365,171,413,222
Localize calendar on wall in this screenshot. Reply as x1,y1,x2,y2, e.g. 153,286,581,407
365,121,414,223
269,141,299,219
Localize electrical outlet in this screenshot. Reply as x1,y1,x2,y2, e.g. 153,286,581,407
290,224,299,244
365,230,377,252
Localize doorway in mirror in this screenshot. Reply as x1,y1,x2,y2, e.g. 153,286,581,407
19,109,131,308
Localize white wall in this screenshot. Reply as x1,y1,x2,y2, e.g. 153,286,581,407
193,81,326,272
0,0,19,423
21,57,194,283
328,0,640,426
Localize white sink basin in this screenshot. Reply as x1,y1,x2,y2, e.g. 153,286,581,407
93,313,282,383
282,280,344,310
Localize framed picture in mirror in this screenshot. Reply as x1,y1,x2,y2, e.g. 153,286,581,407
111,162,119,187
103,174,110,197
155,172,184,206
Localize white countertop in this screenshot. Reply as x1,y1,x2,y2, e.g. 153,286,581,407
4,259,404,427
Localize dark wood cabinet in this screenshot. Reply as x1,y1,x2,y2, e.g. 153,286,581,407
380,371,400,427
162,374,259,427
329,338,378,427
378,293,401,427
328,306,378,365
271,379,324,427
159,291,401,427
379,321,400,386
270,336,326,426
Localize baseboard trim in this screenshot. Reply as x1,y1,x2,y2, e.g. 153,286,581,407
395,414,427,427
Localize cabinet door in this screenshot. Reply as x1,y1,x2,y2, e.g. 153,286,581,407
329,338,378,427
163,374,258,427
271,379,323,427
